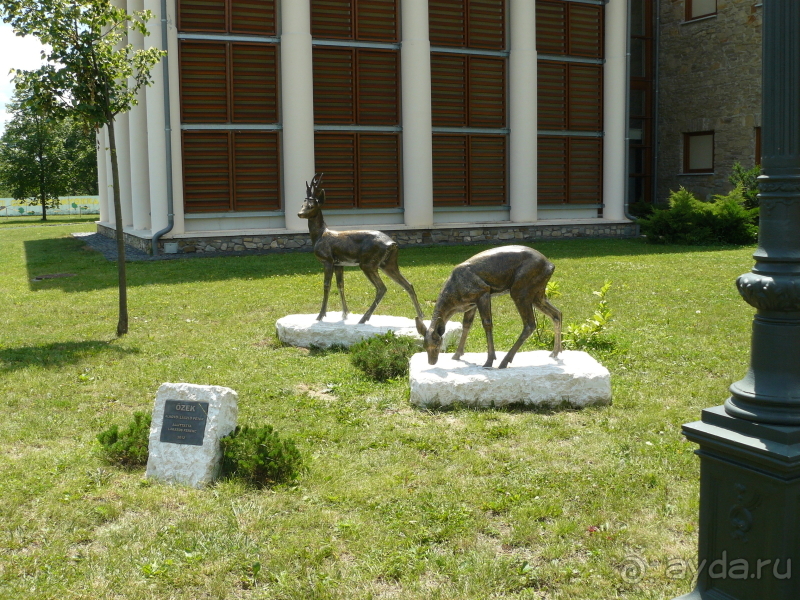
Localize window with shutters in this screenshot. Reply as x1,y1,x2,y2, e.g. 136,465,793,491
182,131,281,212
311,0,401,209
178,0,276,35
430,0,507,207
536,0,604,206
179,36,281,213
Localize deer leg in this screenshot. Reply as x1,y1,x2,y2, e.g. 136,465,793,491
453,307,477,361
476,294,496,368
334,266,349,319
380,248,425,322
498,298,537,369
359,267,387,324
317,262,334,321
534,297,563,358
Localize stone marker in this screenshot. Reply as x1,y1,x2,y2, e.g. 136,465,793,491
409,350,611,409
146,383,238,488
276,312,461,349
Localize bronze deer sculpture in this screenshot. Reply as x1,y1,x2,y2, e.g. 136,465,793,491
415,245,562,368
298,174,425,327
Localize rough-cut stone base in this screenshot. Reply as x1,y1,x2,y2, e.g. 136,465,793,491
276,312,462,349
409,350,611,409
146,383,238,488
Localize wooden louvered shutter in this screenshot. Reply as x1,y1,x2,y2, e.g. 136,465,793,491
230,0,276,35
357,50,399,124
568,65,602,131
470,136,506,205
315,133,357,208
311,0,353,39
431,54,467,127
569,138,602,203
183,131,232,212
356,0,397,42
358,135,400,208
180,41,228,123
231,44,278,123
429,0,465,47
313,48,355,123
568,4,603,59
538,62,567,130
469,57,505,127
536,1,567,54
433,135,468,206
178,0,226,33
233,132,280,210
468,0,505,50
538,136,567,203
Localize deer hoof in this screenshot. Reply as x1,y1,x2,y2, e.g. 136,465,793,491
452,352,463,361
316,313,326,321
482,359,494,368
358,316,370,324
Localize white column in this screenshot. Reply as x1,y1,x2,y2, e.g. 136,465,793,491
104,125,116,225
111,0,133,230
165,0,184,235
281,0,315,231
400,0,434,228
144,0,170,236
509,0,538,223
97,128,109,223
603,0,628,221
128,0,151,232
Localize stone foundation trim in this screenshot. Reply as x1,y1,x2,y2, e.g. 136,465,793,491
97,220,638,256
276,313,462,349
408,350,612,409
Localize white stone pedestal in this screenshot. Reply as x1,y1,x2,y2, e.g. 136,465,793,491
409,350,612,409
146,383,238,488
276,312,462,349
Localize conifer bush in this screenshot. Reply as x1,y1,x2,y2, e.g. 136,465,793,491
349,330,419,381
638,186,758,245
220,425,305,487
97,412,151,468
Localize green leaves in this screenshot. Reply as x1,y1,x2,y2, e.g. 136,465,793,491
3,0,165,125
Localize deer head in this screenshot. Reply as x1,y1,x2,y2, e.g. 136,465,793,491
416,317,445,365
298,173,326,219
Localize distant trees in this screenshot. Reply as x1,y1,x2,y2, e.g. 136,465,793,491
0,90,97,220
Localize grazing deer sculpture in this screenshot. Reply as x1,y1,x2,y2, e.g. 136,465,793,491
415,245,562,369
298,173,425,327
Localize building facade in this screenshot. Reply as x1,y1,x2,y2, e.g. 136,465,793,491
655,0,762,202
96,0,637,254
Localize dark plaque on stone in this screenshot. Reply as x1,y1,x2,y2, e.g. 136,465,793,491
159,400,209,446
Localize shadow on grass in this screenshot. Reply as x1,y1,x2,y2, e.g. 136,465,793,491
24,233,752,293
0,340,138,372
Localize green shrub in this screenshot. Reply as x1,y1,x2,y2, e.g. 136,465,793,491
350,330,419,381
97,411,151,468
220,425,305,487
729,162,761,209
563,281,613,351
638,186,758,245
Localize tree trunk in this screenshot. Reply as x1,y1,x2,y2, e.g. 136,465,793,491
106,120,128,336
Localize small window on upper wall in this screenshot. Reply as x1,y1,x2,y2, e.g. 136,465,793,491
686,0,716,21
684,132,714,173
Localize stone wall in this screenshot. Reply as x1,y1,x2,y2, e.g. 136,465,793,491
97,221,639,256
657,0,762,202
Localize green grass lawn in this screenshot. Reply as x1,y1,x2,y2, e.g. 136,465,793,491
0,223,757,599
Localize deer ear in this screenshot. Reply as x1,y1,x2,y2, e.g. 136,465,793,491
436,321,446,337
318,189,326,204
415,317,427,336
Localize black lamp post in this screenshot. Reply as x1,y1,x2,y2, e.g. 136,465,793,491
674,1,800,599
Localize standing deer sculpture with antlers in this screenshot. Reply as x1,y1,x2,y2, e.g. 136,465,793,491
298,174,425,328
415,245,562,369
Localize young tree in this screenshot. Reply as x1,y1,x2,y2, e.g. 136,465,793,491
2,0,164,336
0,91,69,220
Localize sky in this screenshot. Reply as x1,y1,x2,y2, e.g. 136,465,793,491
0,22,49,135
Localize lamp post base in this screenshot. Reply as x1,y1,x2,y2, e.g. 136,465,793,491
672,406,800,600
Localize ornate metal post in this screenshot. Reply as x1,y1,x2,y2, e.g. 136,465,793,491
674,1,800,599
